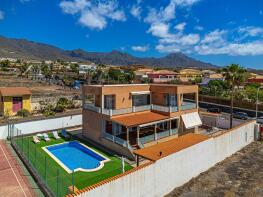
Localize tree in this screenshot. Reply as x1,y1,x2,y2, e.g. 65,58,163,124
31,64,40,80
222,64,247,128
41,64,52,84
20,63,30,77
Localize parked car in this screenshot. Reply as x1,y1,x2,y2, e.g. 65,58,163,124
233,112,248,120
257,116,263,124
207,108,221,113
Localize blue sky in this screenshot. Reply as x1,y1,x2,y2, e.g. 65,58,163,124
0,0,263,69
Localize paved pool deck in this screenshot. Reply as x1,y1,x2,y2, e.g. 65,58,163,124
0,140,36,197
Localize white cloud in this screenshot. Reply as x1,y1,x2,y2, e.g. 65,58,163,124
156,44,181,53
0,11,4,20
174,0,200,7
195,41,263,56
60,0,126,30
201,29,227,44
174,22,186,31
238,26,263,37
130,5,141,20
132,45,149,52
194,25,203,31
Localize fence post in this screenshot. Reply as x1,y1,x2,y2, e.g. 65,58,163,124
28,139,30,161
22,134,24,154
57,169,59,197
35,144,37,166
72,170,75,193
44,156,47,182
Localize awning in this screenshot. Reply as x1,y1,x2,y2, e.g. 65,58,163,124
130,91,150,95
112,111,169,127
181,112,202,129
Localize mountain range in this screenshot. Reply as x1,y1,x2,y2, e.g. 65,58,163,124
0,35,217,69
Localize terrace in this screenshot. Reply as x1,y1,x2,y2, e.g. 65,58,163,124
10,130,133,197
102,111,179,148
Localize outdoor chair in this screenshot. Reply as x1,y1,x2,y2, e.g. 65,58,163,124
52,131,61,140
61,129,70,139
33,135,40,144
43,133,51,142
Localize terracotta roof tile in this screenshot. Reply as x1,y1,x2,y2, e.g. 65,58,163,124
133,133,210,161
0,87,31,96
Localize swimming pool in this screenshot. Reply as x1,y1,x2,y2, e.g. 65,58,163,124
43,141,110,173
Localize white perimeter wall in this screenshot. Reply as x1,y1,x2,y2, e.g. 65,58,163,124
78,121,256,197
0,114,82,139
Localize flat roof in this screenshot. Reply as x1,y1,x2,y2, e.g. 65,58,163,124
133,133,210,161
0,87,31,97
111,111,170,127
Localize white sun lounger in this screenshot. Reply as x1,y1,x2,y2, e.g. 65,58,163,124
53,131,61,139
43,133,50,142
33,135,40,144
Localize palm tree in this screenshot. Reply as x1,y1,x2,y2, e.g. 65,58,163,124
222,64,247,128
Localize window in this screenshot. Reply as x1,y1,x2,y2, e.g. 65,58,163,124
104,95,115,109
165,94,177,106
132,94,150,106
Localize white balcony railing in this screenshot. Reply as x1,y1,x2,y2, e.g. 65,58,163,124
152,104,178,113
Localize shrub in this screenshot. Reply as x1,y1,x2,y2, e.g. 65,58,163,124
17,109,30,117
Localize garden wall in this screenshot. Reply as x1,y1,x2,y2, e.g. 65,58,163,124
76,121,257,197
0,114,82,139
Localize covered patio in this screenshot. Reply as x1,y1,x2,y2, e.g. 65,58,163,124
107,111,179,148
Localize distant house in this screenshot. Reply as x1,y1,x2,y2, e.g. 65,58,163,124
201,73,224,86
178,69,202,82
147,70,179,83
0,87,31,116
79,63,97,74
247,73,263,85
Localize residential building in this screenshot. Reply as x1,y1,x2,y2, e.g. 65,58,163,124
0,87,31,116
82,84,201,159
201,73,224,86
179,69,202,82
147,70,179,83
79,63,97,74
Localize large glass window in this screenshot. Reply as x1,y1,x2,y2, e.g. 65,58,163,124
104,95,115,109
165,94,177,106
132,94,150,106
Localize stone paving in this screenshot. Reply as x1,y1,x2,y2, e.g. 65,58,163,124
166,141,263,197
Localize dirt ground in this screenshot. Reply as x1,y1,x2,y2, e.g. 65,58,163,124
0,75,80,97
166,141,263,197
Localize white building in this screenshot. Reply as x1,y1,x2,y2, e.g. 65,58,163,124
79,63,97,74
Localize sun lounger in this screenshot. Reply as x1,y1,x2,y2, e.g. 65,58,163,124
33,135,40,144
61,129,70,139
43,133,50,142
53,131,61,139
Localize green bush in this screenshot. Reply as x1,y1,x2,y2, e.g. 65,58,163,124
17,109,30,117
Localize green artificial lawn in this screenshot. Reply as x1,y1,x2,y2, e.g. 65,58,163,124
15,133,133,197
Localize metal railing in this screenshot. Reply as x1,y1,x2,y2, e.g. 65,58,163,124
181,103,197,110
133,105,151,112
83,103,101,113
152,104,178,113
103,132,128,147
140,134,155,144
157,130,170,139
170,128,178,135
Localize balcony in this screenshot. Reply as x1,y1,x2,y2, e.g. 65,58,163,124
181,102,197,110
83,103,152,116
152,104,178,113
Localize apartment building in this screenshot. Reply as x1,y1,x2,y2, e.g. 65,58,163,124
82,84,201,159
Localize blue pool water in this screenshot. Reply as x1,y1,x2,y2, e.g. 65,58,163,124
47,141,107,171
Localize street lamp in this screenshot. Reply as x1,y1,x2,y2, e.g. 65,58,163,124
256,86,263,119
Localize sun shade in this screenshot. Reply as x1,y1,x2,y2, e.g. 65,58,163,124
112,111,170,127
181,112,202,129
